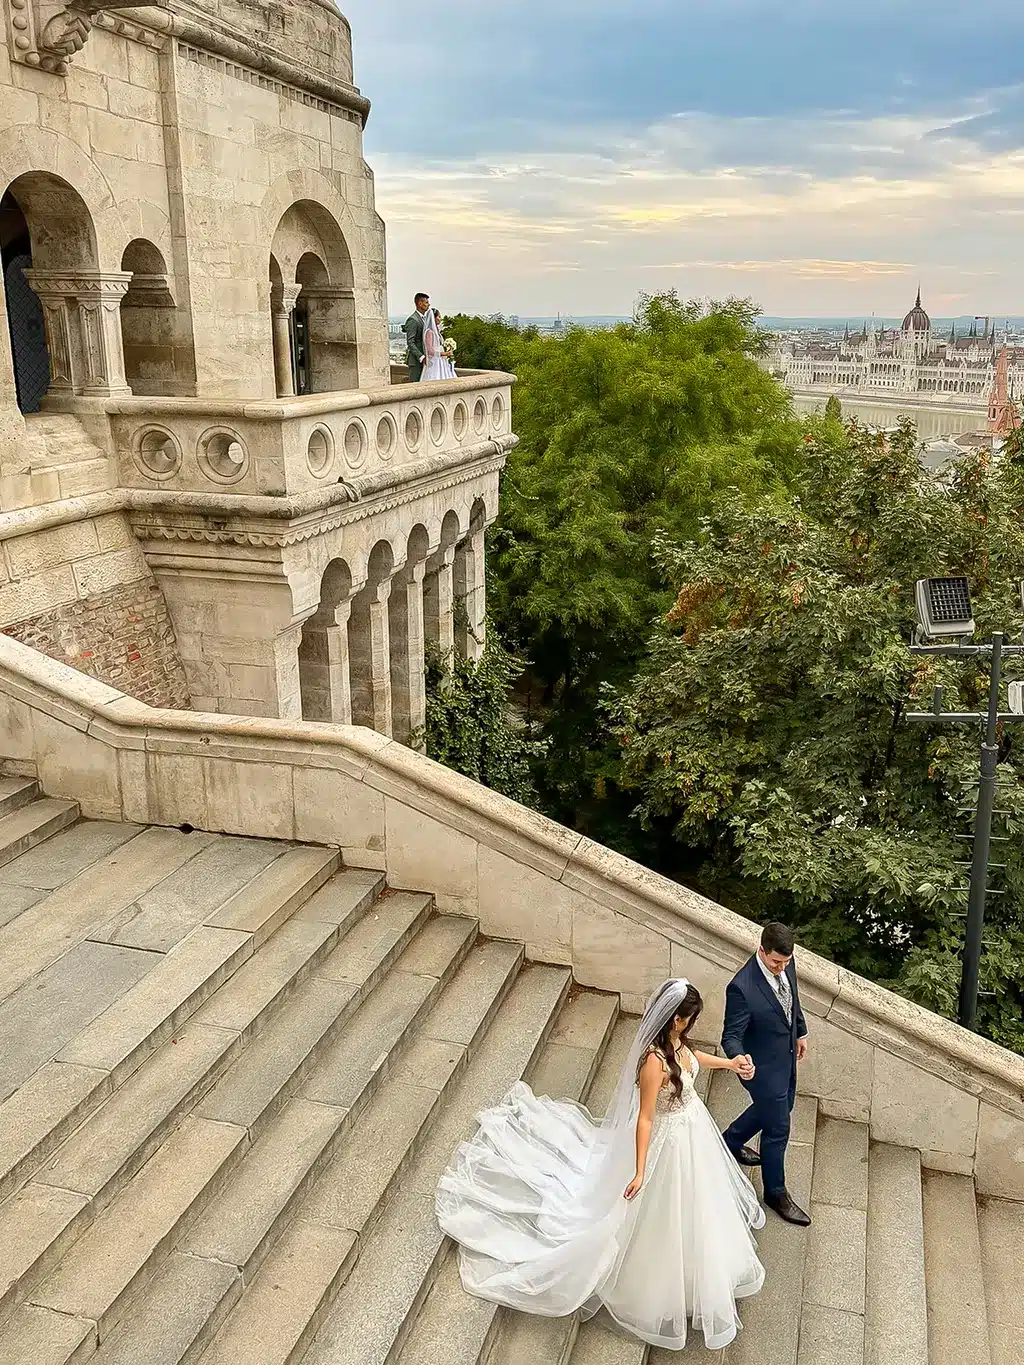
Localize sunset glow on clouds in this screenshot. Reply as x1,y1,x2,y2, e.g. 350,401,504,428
342,1,1024,317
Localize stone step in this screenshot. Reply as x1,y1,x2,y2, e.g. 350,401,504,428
6,1116,246,1350
977,1195,1024,1365
798,1116,869,1365
922,1171,992,1365
864,1144,928,1365
0,799,79,872
0,826,219,1005
402,988,620,1365
0,870,377,1214
0,777,39,821
686,1068,817,1365
189,936,527,1365
295,963,572,1365
195,891,432,1136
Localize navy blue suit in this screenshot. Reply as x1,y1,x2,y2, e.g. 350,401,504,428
720,954,807,1198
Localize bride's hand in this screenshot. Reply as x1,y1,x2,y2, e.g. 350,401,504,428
733,1055,756,1080
624,1173,643,1200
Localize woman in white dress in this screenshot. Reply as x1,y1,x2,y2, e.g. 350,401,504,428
436,978,766,1352
421,307,454,381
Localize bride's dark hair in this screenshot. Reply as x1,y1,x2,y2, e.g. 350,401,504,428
651,982,704,1102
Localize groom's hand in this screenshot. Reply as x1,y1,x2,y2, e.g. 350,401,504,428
796,1037,808,1062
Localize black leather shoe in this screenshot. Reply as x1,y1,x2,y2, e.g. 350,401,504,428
765,1191,811,1226
730,1145,761,1167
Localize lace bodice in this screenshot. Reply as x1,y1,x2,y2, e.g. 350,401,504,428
641,1047,699,1118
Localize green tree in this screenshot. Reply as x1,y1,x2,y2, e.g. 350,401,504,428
824,394,842,421
488,292,805,851
612,418,1024,1049
444,314,537,371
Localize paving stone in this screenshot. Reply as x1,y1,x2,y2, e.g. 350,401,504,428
978,1196,1024,1365
0,798,79,870
182,1097,345,1274
0,827,214,1003
864,1144,928,1365
796,1303,865,1365
94,836,289,952
57,926,251,1082
0,820,140,892
0,1060,110,1201
196,975,360,1131
196,1219,357,1365
295,867,385,926
396,913,476,978
89,1252,241,1365
0,1181,90,1316
32,1116,247,1336
0,1303,94,1365
803,1203,866,1315
0,882,44,927
572,1309,648,1365
0,940,160,1102
194,916,338,1036
205,845,339,947
416,937,524,1047
315,892,432,996
922,1171,992,1365
810,1116,869,1211
496,1309,579,1365
302,965,570,1365
37,1023,237,1199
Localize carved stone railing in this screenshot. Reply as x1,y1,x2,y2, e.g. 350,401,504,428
95,372,515,498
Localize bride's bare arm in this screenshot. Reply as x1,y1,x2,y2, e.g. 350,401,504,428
693,1048,754,1078
624,1053,663,1200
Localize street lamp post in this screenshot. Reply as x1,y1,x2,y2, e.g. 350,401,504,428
906,626,1024,1031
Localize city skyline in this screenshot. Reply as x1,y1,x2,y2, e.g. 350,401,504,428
344,1,1024,319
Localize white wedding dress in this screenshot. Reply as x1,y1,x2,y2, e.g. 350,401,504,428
421,309,454,381
436,983,766,1352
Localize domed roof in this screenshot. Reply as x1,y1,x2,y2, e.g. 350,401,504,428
902,288,930,332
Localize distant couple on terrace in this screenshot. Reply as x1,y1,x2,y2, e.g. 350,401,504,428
405,292,457,382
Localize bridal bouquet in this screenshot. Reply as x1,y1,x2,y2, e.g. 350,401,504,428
443,335,458,360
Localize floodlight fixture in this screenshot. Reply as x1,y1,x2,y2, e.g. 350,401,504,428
914,577,975,641
1010,681,1024,716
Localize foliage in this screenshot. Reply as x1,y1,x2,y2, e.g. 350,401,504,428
444,314,537,371
486,292,805,851
825,394,842,421
611,418,1024,1050
417,621,540,808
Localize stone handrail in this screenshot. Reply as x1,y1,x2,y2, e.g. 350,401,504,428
0,632,1021,1197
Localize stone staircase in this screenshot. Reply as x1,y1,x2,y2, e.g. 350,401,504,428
21,413,115,502
0,781,1019,1365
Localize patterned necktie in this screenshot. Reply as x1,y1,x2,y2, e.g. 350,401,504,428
777,970,793,1024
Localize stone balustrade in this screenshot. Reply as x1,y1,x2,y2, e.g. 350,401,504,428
89,371,515,498
1,630,1022,1202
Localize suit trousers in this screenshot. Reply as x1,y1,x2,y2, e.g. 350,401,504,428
408,359,424,382
723,1071,797,1198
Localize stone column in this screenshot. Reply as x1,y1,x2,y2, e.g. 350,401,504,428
424,546,456,666
453,530,486,664
76,273,133,398
270,282,302,399
22,274,79,397
327,599,354,725
273,623,303,722
390,561,427,745
349,580,393,737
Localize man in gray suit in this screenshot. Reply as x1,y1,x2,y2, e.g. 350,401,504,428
405,292,430,381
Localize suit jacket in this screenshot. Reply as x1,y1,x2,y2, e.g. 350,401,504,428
721,954,807,1100
404,310,426,364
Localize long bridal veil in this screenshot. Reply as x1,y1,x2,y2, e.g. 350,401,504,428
437,979,743,1328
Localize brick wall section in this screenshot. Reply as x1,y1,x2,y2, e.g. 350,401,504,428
2,578,192,709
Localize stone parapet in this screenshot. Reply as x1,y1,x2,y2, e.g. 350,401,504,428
0,632,1021,1200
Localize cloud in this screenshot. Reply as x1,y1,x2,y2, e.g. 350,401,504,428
340,4,1024,316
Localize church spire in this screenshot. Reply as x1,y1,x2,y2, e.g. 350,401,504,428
949,322,956,342
916,284,922,309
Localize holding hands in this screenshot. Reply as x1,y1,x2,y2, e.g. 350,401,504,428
732,1054,756,1081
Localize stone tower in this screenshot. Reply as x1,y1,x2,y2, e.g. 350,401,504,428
0,0,515,737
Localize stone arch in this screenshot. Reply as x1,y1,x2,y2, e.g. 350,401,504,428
454,497,489,664
299,557,355,723
268,198,356,396
1,169,102,410
389,523,432,743
349,540,396,733
119,238,183,397
423,508,464,668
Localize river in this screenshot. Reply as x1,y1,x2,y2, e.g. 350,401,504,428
790,393,987,441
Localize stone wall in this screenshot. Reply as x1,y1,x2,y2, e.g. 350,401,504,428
0,631,1021,1203
0,512,190,706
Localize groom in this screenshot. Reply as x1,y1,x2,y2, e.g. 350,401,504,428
721,922,811,1227
404,291,430,381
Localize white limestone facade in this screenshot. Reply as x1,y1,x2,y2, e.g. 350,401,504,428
768,292,1024,411
0,0,512,737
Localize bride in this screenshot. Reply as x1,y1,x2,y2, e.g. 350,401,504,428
436,978,766,1351
421,307,455,381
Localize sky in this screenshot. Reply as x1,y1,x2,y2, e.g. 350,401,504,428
341,1,1024,319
